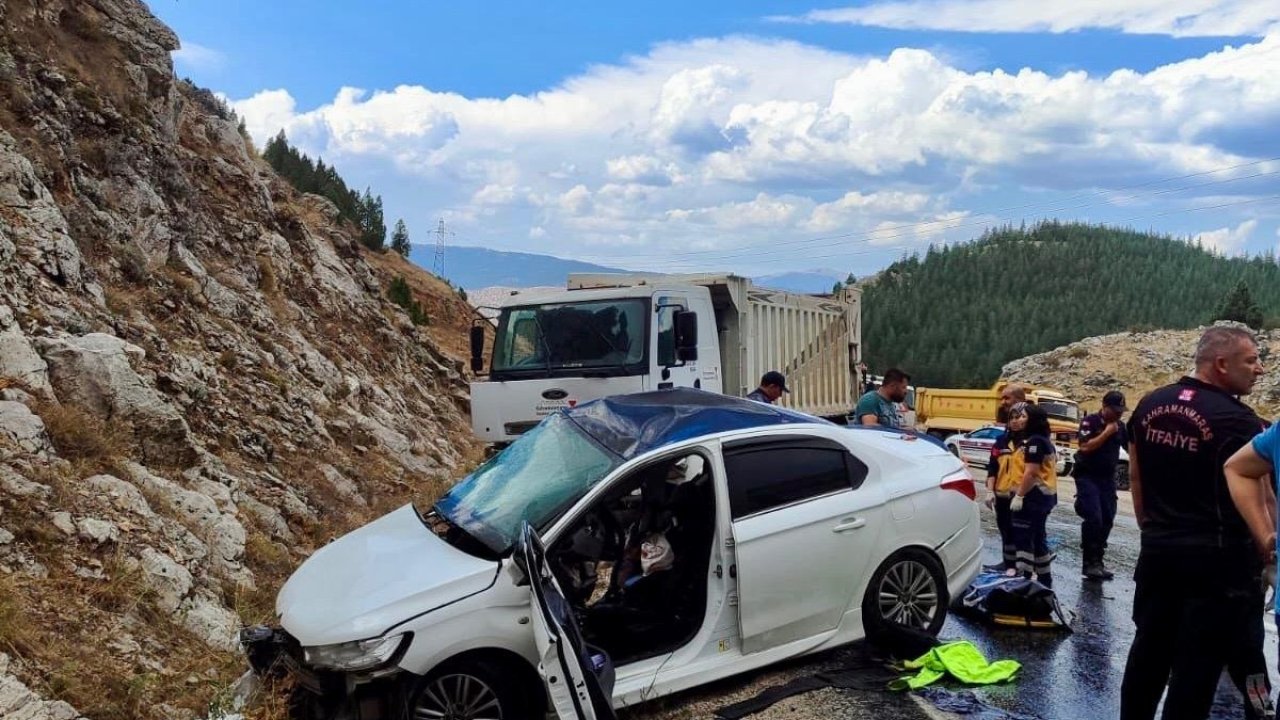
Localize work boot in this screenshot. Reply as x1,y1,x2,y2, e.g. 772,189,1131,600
1097,561,1115,581
1083,561,1108,581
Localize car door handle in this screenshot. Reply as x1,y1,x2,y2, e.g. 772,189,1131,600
832,517,867,533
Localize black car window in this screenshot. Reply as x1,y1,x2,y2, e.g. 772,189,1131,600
723,437,868,519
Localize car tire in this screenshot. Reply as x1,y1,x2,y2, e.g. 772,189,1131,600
410,657,536,720
1115,461,1130,491
862,548,949,639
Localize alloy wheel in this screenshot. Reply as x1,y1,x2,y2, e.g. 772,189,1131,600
413,673,503,720
877,559,940,629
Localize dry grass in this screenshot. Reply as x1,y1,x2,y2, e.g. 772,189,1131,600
0,565,242,720
103,286,141,317
37,401,133,469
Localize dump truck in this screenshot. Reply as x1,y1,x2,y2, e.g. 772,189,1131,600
468,272,862,444
914,381,1082,469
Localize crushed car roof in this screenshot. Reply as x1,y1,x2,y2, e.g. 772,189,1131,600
563,387,831,459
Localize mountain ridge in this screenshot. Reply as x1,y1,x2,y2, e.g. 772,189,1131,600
862,222,1280,387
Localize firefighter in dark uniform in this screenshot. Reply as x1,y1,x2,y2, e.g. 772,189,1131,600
1075,390,1128,581
1120,326,1270,720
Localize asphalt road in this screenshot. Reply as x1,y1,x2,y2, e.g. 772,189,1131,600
629,474,1279,720
919,476,1280,719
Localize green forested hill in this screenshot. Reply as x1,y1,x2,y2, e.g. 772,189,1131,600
861,222,1280,387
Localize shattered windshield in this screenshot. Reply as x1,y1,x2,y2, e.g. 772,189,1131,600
490,298,648,378
432,414,621,554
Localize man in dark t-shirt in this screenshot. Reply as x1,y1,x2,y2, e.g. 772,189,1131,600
1075,389,1129,581
1119,326,1269,720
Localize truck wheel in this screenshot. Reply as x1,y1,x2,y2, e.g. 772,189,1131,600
1115,461,1130,491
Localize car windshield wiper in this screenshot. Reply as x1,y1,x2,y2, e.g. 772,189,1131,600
425,505,503,560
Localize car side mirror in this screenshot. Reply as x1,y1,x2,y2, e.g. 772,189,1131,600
469,325,486,374
674,311,698,362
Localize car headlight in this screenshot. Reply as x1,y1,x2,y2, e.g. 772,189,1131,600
303,633,407,671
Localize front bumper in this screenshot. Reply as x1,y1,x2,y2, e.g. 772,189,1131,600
239,626,411,720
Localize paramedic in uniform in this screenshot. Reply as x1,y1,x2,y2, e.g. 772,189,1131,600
1120,326,1268,720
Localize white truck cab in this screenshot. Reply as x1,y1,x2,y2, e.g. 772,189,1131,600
469,273,862,444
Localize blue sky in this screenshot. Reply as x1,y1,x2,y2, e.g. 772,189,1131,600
151,1,1280,279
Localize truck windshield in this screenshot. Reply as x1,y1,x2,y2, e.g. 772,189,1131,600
1039,399,1080,423
431,414,620,554
490,299,648,377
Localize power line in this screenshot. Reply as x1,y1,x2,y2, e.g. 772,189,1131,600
665,194,1280,266
602,157,1280,263
660,169,1280,265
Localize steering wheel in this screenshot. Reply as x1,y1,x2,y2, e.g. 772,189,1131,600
583,508,625,558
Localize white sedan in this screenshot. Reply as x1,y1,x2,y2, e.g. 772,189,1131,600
242,389,983,720
945,425,1075,476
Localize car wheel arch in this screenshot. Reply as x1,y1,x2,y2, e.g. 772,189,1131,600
413,647,546,717
860,545,950,637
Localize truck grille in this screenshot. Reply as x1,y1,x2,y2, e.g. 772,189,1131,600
504,421,539,436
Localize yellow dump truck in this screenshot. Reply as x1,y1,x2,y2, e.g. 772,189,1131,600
914,380,1082,468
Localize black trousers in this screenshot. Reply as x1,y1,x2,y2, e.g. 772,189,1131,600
1011,487,1056,587
994,494,1016,567
1120,549,1267,720
1075,474,1118,564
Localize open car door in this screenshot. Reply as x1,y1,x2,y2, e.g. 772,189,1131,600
518,523,618,720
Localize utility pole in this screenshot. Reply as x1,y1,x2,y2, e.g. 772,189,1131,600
432,219,452,278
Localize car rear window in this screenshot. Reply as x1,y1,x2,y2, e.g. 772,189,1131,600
723,438,867,519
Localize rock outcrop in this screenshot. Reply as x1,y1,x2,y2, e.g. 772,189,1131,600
1003,322,1280,416
0,1,483,717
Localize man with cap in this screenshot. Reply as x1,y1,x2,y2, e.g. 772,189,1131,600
1074,389,1128,581
746,371,788,404
855,367,910,428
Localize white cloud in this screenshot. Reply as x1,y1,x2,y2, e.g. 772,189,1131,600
666,193,805,229
805,191,934,232
779,0,1280,38
606,155,680,185
172,41,226,72
1195,219,1258,255
228,33,1280,274
472,184,521,206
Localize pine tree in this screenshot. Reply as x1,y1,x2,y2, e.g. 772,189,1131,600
387,276,428,325
860,222,1280,386
358,189,386,251
1212,279,1265,329
845,272,857,285
390,219,411,258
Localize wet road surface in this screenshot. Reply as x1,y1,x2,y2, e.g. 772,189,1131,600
924,478,1279,719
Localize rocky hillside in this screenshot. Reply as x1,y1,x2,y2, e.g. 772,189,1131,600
0,2,482,719
1003,323,1280,418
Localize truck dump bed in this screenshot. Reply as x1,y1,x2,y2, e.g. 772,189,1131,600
569,272,861,419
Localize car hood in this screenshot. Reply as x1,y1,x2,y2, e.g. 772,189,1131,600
277,504,499,646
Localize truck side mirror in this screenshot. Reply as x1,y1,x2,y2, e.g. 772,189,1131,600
675,311,698,362
469,325,486,373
